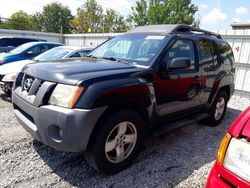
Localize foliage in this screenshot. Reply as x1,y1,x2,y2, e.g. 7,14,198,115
71,0,104,33
71,0,130,33
129,0,198,26
38,2,73,33
128,0,148,26
0,11,34,30
104,9,131,32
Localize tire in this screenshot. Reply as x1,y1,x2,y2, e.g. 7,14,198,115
84,110,144,174
204,91,228,127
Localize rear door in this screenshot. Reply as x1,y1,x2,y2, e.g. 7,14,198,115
198,39,219,104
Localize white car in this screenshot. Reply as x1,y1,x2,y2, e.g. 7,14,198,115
0,46,93,94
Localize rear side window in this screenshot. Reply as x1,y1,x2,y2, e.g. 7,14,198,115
40,44,55,53
70,52,81,58
217,42,234,65
79,50,91,57
199,40,217,71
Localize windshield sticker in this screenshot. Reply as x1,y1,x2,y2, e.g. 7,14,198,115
145,36,165,40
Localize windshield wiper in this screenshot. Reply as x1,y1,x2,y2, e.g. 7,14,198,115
101,56,130,65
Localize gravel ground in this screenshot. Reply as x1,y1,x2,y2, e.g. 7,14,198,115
0,91,249,188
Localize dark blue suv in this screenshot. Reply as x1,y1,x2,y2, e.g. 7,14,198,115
0,42,63,65
0,37,47,53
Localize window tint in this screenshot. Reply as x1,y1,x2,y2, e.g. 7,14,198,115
28,45,41,56
78,50,91,57
199,40,216,71
217,42,234,65
40,45,54,53
164,39,195,70
0,38,11,47
70,52,81,58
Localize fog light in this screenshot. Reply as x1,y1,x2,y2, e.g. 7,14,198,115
48,125,63,142
59,129,63,138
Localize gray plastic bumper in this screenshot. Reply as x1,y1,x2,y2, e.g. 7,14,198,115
12,92,107,152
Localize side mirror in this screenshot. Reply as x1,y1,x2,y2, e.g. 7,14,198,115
26,51,33,55
168,57,191,70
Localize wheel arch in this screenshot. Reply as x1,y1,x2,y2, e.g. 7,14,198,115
86,103,151,150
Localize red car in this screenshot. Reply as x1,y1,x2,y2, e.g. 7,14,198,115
206,107,250,188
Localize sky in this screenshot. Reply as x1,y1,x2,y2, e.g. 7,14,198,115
0,0,250,30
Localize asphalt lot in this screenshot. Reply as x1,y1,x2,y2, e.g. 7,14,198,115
0,90,249,188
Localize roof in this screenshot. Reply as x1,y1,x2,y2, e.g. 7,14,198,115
128,24,222,39
22,41,63,45
0,36,45,40
231,22,250,27
54,45,94,50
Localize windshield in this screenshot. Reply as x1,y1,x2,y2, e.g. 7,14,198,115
9,42,35,54
89,34,167,66
34,47,73,61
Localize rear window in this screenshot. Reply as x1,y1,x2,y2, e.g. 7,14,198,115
217,42,234,65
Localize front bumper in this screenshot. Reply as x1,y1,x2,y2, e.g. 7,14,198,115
206,161,250,188
12,91,106,152
0,81,13,92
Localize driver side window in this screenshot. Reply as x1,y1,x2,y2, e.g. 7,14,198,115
164,39,195,70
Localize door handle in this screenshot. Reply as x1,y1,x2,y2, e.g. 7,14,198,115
194,76,200,81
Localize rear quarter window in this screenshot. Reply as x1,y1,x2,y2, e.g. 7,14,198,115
217,42,234,65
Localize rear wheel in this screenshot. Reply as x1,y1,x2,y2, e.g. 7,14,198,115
84,110,144,174
204,91,228,126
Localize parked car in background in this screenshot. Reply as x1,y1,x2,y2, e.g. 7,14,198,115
0,36,47,53
206,107,250,187
0,46,93,94
12,25,235,174
0,42,63,66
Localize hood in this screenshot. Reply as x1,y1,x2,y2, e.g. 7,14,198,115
0,59,33,75
22,58,145,85
0,52,13,59
241,114,250,139
229,107,250,139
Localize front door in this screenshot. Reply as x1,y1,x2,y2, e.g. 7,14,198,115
154,38,202,116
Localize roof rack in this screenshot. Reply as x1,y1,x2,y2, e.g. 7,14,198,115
128,24,222,39
187,27,222,39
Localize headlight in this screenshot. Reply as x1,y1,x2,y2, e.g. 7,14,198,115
48,84,84,108
2,72,17,82
223,138,250,182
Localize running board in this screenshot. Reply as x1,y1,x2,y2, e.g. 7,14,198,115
153,113,209,137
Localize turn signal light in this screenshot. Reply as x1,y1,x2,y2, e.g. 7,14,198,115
217,133,232,166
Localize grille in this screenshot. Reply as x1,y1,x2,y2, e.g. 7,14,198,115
0,74,4,81
20,74,43,96
14,72,56,107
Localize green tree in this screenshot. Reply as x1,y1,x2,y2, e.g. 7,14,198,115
128,0,148,26
0,11,34,30
31,13,43,31
163,0,198,25
104,9,131,32
148,0,165,24
39,2,73,33
129,0,198,26
71,0,103,33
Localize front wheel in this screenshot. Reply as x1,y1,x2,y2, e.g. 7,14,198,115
84,110,144,174
204,91,228,126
